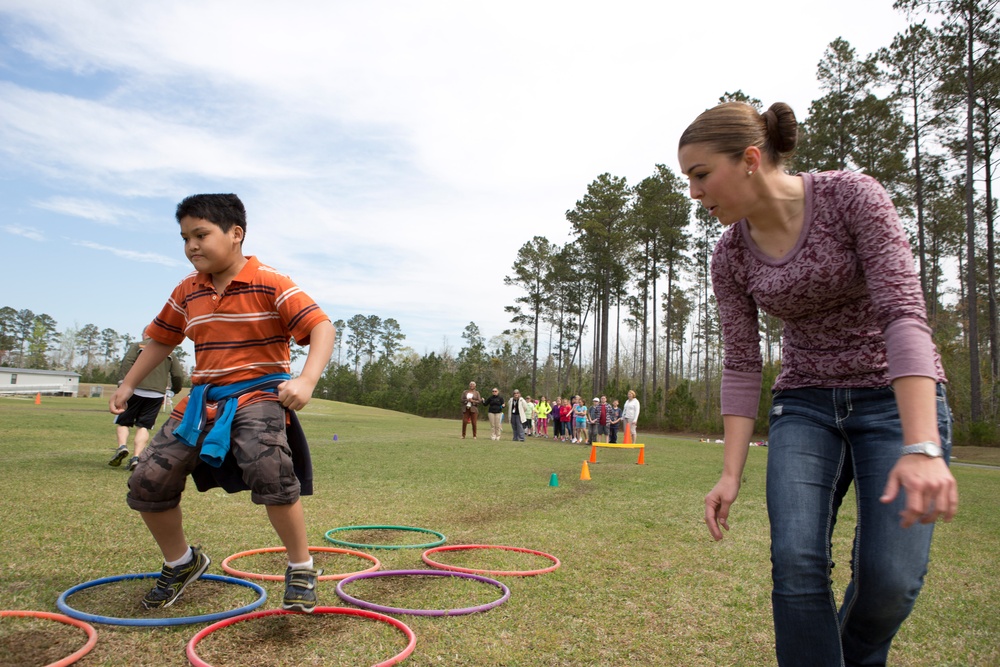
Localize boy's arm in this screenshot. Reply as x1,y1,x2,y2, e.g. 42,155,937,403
277,320,335,411
109,340,174,414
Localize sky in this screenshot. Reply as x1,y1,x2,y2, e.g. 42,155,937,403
0,0,915,362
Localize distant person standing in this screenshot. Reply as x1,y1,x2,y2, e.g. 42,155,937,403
508,389,528,441
460,381,482,439
523,397,536,436
535,396,551,438
482,387,505,440
608,399,622,443
109,336,184,471
622,390,640,442
558,397,573,442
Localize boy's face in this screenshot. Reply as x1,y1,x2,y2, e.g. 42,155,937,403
180,216,244,274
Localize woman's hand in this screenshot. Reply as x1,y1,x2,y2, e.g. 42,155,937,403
881,455,958,527
705,476,742,540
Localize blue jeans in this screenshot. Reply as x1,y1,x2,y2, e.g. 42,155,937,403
766,385,951,667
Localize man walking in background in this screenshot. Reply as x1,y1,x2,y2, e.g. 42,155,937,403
109,335,184,471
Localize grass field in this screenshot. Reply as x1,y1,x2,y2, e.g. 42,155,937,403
0,393,997,666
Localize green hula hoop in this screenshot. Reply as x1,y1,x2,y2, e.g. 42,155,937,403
324,525,446,550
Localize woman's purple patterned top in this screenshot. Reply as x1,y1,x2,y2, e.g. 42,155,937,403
711,170,946,419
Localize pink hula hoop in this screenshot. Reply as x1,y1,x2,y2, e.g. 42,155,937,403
421,544,561,576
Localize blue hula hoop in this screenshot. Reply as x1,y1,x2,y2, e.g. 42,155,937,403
57,572,267,626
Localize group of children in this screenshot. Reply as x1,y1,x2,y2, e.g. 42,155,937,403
516,395,624,445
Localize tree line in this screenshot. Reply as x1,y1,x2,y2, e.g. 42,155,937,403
0,306,188,384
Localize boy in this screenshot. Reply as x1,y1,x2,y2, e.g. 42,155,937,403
109,194,335,613
608,399,622,443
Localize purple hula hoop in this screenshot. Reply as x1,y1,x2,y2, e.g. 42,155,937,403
335,569,510,616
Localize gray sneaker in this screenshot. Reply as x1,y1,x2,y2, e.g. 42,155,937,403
282,565,323,613
127,456,139,471
142,546,211,609
108,446,128,467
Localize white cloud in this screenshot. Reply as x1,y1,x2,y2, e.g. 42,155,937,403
3,225,45,241
71,239,182,267
33,196,140,226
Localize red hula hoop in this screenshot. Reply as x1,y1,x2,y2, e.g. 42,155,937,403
421,544,561,576
186,606,416,667
0,610,98,667
221,546,381,581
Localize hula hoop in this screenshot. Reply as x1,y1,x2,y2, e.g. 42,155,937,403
421,544,561,577
187,606,416,667
222,546,381,581
56,573,266,626
324,525,446,550
336,569,510,616
0,610,98,667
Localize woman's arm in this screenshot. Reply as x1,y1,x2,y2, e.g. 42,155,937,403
881,376,958,527
704,415,755,540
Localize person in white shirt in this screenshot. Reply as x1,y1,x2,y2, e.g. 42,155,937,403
622,390,640,442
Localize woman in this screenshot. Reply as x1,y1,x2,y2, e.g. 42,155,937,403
622,390,640,442
680,101,958,666
481,387,505,441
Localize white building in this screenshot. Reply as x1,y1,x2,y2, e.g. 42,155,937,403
0,367,80,397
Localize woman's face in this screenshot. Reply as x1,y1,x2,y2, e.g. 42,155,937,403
678,143,752,226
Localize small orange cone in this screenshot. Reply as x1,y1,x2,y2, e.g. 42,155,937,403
623,425,632,444
636,446,645,465
580,461,591,481
34,392,41,405
588,445,597,464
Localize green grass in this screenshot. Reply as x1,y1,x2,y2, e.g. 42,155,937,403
0,395,997,666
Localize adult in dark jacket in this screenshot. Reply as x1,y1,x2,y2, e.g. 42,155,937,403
481,387,505,440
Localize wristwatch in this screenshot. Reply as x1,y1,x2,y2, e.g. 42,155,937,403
901,441,944,458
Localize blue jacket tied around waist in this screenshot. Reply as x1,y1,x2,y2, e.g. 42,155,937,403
172,373,315,496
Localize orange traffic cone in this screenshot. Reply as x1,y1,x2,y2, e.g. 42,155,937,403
580,461,591,481
636,446,645,465
588,445,597,464
623,425,632,444
34,392,41,405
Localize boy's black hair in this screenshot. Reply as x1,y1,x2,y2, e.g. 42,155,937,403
175,194,247,239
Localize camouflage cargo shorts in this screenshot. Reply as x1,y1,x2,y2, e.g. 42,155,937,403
126,400,300,512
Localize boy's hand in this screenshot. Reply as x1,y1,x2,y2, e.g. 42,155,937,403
277,377,316,411
109,385,134,415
